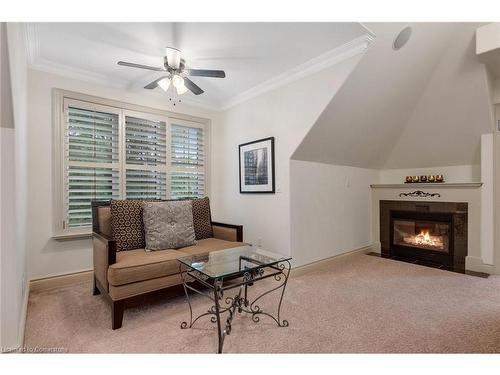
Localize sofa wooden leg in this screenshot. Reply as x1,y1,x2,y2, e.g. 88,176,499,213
112,300,125,330
92,276,101,296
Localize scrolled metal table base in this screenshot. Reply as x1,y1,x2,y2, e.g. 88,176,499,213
179,260,291,353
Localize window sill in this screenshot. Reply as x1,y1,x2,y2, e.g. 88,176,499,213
52,232,92,240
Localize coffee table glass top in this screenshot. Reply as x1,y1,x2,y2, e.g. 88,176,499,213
177,245,291,279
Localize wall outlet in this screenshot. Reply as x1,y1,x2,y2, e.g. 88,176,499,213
345,177,350,188
257,237,262,248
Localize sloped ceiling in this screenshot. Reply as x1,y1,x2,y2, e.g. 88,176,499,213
383,23,494,168
292,22,494,169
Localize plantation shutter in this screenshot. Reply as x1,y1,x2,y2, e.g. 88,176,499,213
170,122,205,199
65,104,120,228
125,114,168,200
58,97,209,234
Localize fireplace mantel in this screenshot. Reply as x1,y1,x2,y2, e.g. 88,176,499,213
370,182,483,189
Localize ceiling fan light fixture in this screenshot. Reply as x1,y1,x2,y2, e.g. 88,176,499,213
172,74,188,94
157,77,171,92
172,74,183,88
119,46,225,96
176,82,189,95
166,47,182,70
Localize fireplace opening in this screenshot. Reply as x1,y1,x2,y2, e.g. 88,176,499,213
393,219,449,252
379,201,468,273
390,210,453,266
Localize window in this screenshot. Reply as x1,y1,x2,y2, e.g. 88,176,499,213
54,93,209,236
65,102,121,228
124,113,168,200
170,121,205,199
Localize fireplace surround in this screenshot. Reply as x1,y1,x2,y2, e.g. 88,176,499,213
380,201,467,270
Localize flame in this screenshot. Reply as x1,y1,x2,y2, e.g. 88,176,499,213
403,229,444,250
420,230,431,242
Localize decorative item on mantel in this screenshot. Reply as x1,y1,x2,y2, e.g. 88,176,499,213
399,190,441,198
404,174,444,183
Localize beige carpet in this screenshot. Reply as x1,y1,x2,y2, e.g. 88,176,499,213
24,253,500,353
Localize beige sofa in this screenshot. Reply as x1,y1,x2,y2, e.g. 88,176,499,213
91,200,245,329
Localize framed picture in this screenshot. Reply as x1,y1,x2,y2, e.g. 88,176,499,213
239,137,275,194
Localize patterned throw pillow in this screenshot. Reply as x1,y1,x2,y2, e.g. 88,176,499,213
143,200,196,250
110,200,145,251
192,197,213,240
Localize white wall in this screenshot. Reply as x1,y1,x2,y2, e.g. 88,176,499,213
1,22,28,352
378,165,481,184
210,54,362,257
0,128,16,349
26,69,220,279
290,160,378,266
481,134,494,266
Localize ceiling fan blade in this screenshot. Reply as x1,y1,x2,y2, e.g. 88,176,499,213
186,69,226,78
184,77,204,95
144,76,169,89
118,61,165,72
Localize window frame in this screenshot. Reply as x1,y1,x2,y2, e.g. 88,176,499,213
52,89,211,239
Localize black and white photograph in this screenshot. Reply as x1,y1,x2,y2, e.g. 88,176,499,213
239,137,275,193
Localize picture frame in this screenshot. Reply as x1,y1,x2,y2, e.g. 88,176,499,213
239,137,275,194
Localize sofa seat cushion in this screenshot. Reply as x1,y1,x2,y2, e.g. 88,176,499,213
108,249,187,286
107,238,246,286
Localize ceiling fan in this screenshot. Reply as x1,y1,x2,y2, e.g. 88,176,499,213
117,47,226,96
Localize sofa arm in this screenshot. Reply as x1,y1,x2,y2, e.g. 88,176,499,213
92,232,117,292
211,222,243,242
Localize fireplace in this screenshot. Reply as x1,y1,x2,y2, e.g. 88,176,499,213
380,201,467,271
390,210,453,266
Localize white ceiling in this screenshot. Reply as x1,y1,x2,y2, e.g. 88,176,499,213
25,22,370,110
292,22,494,169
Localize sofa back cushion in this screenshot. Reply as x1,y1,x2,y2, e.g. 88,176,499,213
110,200,146,251
143,200,196,250
192,197,213,240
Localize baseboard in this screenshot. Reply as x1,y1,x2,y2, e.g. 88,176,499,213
29,269,93,293
465,256,495,275
292,244,374,277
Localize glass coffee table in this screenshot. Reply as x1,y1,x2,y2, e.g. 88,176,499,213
177,246,291,353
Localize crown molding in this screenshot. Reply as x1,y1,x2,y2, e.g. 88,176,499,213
23,23,39,65
24,23,130,89
31,57,132,89
219,33,374,111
